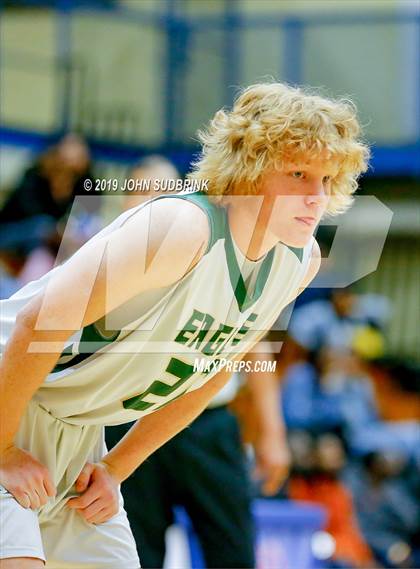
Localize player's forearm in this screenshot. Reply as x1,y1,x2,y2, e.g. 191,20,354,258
246,349,285,438
101,370,231,482
0,317,68,453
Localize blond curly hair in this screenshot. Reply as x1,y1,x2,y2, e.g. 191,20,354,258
189,82,370,215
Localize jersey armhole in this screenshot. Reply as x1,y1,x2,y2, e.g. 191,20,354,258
119,191,226,255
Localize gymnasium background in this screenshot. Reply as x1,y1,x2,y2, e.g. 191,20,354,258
0,1,419,568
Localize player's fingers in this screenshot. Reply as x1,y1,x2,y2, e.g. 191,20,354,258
67,493,96,510
262,467,286,496
262,479,278,496
34,483,49,507
14,480,42,509
78,498,104,521
87,507,115,525
76,463,94,493
80,500,110,523
14,491,31,509
43,473,57,498
67,484,101,509
30,489,42,510
17,490,40,510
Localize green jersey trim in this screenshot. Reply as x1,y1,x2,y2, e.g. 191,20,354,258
51,192,225,373
287,245,304,262
52,322,120,373
168,192,280,312
154,191,226,252
140,192,303,312
51,192,303,371
224,227,275,312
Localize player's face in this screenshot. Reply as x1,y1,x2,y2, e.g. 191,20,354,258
258,156,339,247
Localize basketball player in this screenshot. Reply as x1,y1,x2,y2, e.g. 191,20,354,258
0,82,369,568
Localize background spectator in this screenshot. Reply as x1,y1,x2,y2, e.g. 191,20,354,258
0,133,97,295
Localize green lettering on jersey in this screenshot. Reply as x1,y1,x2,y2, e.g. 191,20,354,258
187,313,216,350
202,323,234,356
231,313,258,345
175,310,211,344
174,309,260,357
122,357,195,411
175,309,216,351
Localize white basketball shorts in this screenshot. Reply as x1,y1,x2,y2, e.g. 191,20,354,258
0,400,140,568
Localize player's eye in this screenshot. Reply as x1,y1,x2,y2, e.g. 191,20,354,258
323,175,332,183
292,171,304,179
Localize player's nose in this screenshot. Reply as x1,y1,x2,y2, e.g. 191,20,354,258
304,180,328,206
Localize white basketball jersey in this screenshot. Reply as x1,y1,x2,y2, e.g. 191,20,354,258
0,192,314,425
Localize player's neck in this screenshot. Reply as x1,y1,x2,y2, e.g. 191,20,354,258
226,197,278,261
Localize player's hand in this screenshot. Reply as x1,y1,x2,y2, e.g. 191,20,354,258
253,432,291,496
0,444,56,509
67,462,120,524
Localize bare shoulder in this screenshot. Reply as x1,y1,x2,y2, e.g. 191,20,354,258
18,197,212,332
113,195,211,282
122,195,210,247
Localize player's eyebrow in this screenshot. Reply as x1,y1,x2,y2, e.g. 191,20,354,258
284,164,306,171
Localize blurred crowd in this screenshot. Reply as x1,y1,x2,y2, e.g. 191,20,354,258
272,288,420,569
0,144,419,569
0,133,100,297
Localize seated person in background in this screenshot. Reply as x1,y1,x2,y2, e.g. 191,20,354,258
287,432,374,569
281,347,378,439
0,133,95,291
344,451,420,569
277,287,391,371
282,346,419,461
366,357,420,423
1,133,92,226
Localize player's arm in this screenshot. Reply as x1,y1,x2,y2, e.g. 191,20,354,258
0,198,209,508
69,339,259,525
67,366,234,523
244,349,290,496
102,369,232,481
66,245,322,524
241,239,322,495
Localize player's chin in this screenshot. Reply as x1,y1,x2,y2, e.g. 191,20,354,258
280,226,315,248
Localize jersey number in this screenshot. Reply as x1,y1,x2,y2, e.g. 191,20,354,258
122,357,195,412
